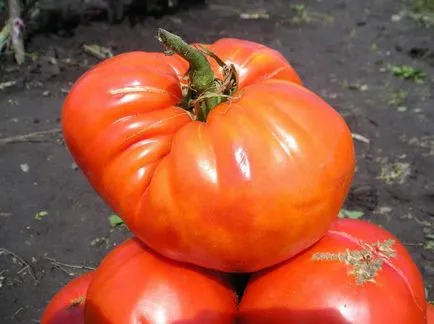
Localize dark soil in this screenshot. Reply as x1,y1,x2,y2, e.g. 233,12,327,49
1,0,433,322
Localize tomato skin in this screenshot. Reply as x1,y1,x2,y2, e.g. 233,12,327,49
84,237,238,323
238,219,427,324
40,271,93,324
62,38,355,272
428,303,434,323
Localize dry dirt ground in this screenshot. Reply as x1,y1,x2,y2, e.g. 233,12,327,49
0,0,433,322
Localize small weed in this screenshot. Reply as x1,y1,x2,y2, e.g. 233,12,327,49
377,158,411,185
288,4,334,24
400,0,434,27
291,4,306,13
388,89,409,106
400,134,434,156
406,11,434,27
413,0,434,13
388,64,427,83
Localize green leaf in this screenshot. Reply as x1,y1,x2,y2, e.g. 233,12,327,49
35,210,48,221
0,23,10,54
338,209,364,219
108,214,124,228
388,64,427,83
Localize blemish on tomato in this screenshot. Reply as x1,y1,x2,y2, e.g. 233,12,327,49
311,239,396,285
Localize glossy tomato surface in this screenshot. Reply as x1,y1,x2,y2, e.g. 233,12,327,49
239,219,427,324
41,271,93,324
62,37,355,272
84,237,238,323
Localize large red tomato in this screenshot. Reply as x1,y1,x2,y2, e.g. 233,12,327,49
428,302,434,323
61,29,355,272
238,219,427,324
40,271,93,324
84,237,238,323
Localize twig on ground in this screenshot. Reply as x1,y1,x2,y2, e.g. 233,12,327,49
0,248,38,283
83,44,113,60
352,133,370,144
44,257,96,277
8,0,26,64
12,307,24,319
415,206,434,217
2,49,93,68
402,242,423,246
0,128,62,145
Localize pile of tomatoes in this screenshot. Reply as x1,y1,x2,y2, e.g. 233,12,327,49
41,29,432,323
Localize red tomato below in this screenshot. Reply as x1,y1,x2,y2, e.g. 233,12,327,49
40,271,93,324
84,237,238,323
238,219,427,324
427,302,434,323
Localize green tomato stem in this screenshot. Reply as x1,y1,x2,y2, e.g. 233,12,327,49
157,28,220,122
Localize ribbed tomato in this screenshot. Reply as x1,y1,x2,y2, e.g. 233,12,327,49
84,237,238,323
238,219,427,324
40,271,93,324
61,29,355,272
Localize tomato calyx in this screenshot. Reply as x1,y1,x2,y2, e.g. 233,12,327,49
312,239,397,285
157,28,238,122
